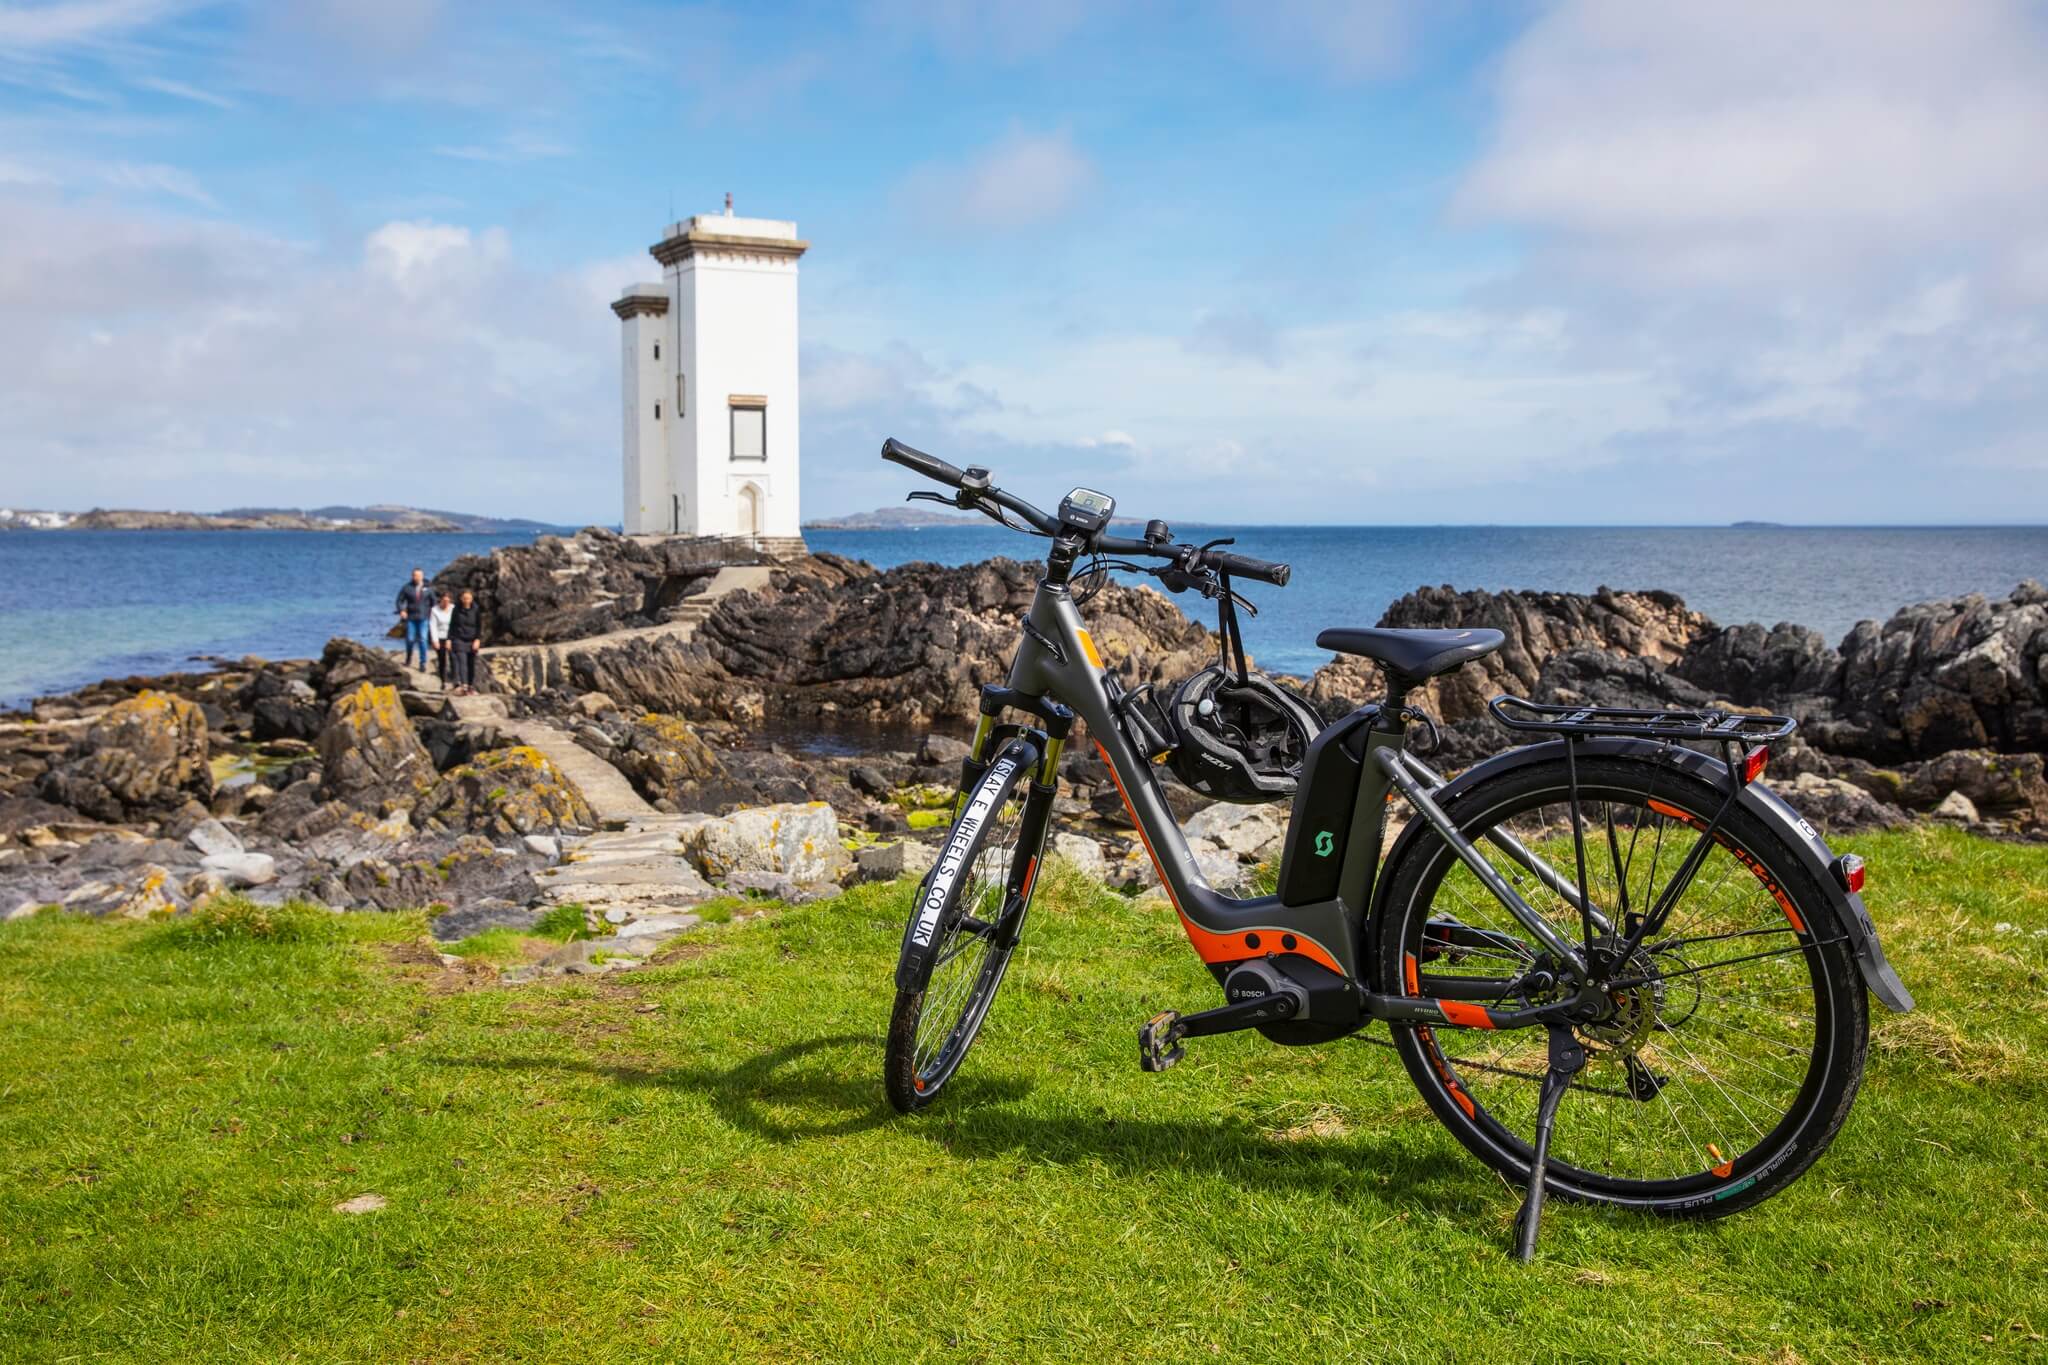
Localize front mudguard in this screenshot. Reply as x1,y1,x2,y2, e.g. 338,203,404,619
1372,737,1914,1013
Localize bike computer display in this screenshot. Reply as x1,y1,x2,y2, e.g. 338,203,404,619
1058,487,1116,532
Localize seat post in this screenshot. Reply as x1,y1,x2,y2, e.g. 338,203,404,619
1382,677,1410,724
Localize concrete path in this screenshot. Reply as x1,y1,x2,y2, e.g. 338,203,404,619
391,660,657,824
500,716,655,825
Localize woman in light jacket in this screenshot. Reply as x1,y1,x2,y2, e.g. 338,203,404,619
428,590,454,689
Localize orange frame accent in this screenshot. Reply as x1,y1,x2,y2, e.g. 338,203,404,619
1092,741,1345,977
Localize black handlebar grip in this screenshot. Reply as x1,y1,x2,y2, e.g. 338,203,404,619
880,437,966,488
1207,550,1291,587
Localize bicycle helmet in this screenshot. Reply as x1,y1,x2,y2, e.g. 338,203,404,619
1165,665,1321,803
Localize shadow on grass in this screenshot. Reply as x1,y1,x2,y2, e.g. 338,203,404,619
439,1031,1489,1215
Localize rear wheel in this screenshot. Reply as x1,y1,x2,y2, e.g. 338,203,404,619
1373,754,1868,1217
885,738,1043,1114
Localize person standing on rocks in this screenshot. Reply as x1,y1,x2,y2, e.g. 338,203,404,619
429,590,454,689
448,588,484,694
395,568,434,672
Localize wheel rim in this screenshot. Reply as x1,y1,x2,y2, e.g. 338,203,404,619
1396,779,1835,1194
910,793,1027,1089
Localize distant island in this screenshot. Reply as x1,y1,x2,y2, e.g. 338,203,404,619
1730,520,1788,529
0,504,567,534
802,505,980,530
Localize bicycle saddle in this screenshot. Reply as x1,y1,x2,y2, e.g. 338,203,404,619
1315,626,1506,685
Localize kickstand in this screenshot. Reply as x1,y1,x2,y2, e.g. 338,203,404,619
1513,1023,1587,1263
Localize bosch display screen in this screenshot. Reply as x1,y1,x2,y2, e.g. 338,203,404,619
1059,487,1116,531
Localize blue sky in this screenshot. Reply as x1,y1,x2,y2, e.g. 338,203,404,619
1,0,2044,526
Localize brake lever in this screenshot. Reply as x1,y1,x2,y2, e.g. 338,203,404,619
905,491,953,506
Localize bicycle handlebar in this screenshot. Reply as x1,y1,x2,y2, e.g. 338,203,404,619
1095,535,1289,586
880,436,1289,586
1202,548,1291,588
880,437,966,488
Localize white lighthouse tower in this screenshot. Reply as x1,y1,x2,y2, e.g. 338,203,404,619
613,200,808,556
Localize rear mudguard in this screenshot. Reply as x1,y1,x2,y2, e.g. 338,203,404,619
1371,737,1913,1013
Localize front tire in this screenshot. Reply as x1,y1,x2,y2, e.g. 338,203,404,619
885,738,1044,1114
1373,754,1868,1218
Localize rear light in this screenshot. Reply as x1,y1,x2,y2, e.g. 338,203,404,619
1833,853,1865,894
1741,745,1770,784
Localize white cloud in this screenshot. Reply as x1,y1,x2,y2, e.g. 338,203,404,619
1443,0,2048,510
365,220,479,281
0,0,188,49
101,160,216,208
133,75,236,108
1459,0,2048,285
0,191,618,520
899,127,1095,231
431,131,569,164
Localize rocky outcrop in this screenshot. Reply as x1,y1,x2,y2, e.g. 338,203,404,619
569,555,1217,729
1825,583,2048,759
1303,580,2048,834
585,713,727,808
430,527,770,645
1307,586,1707,723
314,638,411,701
36,690,213,822
317,684,434,803
413,746,597,836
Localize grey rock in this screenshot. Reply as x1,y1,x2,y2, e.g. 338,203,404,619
917,733,971,767
200,851,278,888
571,691,618,719
186,818,244,858
429,901,543,942
522,833,561,860
1932,790,1981,824
849,765,892,798
727,869,801,901
854,841,905,883
684,802,851,883
900,840,939,879
1050,832,1107,880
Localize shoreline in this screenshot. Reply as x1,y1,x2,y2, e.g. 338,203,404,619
2,546,2041,952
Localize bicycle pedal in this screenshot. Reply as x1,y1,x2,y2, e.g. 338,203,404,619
1138,1010,1186,1072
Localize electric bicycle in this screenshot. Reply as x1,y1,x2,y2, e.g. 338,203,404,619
875,437,1913,1259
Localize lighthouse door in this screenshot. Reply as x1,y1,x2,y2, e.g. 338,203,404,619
738,483,763,538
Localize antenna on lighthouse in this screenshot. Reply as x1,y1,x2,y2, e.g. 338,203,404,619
724,191,733,216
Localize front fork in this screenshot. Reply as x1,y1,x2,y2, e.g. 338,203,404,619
960,687,1073,947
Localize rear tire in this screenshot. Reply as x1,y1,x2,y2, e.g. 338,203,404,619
885,738,1043,1114
1373,754,1868,1218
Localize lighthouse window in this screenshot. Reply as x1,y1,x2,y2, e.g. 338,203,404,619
654,403,661,420
653,341,660,360
730,400,766,460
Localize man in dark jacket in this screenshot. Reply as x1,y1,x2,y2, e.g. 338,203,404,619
448,588,484,694
395,568,434,671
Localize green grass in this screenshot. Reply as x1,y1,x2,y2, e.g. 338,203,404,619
2,827,2044,1362
448,927,530,965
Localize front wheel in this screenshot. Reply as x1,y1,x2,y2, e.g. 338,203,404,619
885,737,1045,1113
1373,753,1868,1218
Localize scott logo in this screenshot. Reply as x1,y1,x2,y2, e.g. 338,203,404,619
1313,830,1335,857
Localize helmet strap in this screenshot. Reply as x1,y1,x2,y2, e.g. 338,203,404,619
1215,570,1253,730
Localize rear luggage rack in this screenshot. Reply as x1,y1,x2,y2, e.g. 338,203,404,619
1488,695,1797,743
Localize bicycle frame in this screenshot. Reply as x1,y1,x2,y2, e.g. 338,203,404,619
992,568,1597,1034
